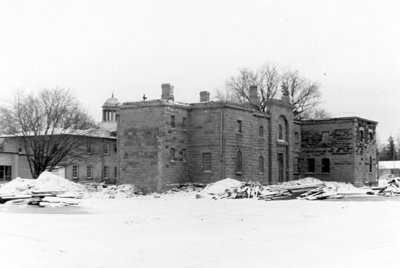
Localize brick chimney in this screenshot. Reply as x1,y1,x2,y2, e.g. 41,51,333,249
249,85,259,105
200,91,210,102
161,83,174,101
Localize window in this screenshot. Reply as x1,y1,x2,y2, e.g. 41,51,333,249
369,156,373,173
171,115,175,128
369,131,374,142
295,132,299,143
236,150,242,173
322,131,330,143
103,166,109,179
87,143,92,154
307,159,315,173
360,130,364,142
259,126,264,137
0,166,12,181
278,124,283,140
321,158,330,173
114,145,117,153
182,117,187,128
103,144,109,155
181,148,187,162
114,166,118,178
87,166,93,179
72,165,79,179
237,120,242,133
294,158,300,174
202,153,212,171
258,156,264,173
170,148,176,161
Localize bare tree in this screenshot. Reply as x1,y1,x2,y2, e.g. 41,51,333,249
217,63,325,118
0,88,96,178
281,70,321,119
217,64,280,111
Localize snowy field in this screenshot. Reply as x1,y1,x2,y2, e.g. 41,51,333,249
1,192,400,268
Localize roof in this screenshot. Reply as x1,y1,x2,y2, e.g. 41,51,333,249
103,93,121,107
0,128,116,140
299,116,378,125
379,161,400,169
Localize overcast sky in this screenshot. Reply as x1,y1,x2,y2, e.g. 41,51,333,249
0,0,399,144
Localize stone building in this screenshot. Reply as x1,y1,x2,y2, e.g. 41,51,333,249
0,85,378,190
297,117,378,186
117,84,378,192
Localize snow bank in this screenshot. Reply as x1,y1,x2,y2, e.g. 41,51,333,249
33,171,85,193
0,177,36,196
201,178,242,195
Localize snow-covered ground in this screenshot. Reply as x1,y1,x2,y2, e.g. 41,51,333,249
1,192,400,268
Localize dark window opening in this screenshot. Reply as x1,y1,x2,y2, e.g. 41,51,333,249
114,166,118,178
258,156,264,173
0,166,12,181
171,115,175,128
360,130,364,142
237,120,242,133
321,158,330,173
236,150,242,173
307,159,315,173
181,148,187,162
295,132,299,143
259,126,264,137
87,143,92,154
202,153,212,171
182,117,187,128
278,124,283,140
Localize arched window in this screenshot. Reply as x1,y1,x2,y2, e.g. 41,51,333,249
236,150,242,173
278,124,283,140
258,156,264,173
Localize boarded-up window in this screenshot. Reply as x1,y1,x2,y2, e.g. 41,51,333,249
322,131,330,143
258,156,264,173
307,159,315,173
181,148,187,162
259,126,264,137
87,143,92,154
295,132,299,143
294,158,300,174
202,153,211,171
236,151,242,173
321,158,330,173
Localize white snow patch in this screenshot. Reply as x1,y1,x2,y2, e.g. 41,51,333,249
201,178,242,195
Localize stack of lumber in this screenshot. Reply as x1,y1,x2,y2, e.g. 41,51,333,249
377,178,400,196
219,181,293,200
299,185,344,200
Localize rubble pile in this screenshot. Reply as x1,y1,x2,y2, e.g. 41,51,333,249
200,178,324,200
299,185,344,200
88,183,138,199
0,172,86,207
377,177,400,196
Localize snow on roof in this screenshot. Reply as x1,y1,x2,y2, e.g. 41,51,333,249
0,128,116,140
379,161,400,169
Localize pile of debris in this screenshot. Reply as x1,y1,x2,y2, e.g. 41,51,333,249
0,172,86,207
199,177,373,201
87,183,138,199
376,177,400,196
200,178,325,200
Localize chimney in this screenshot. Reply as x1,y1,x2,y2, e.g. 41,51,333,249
161,83,174,101
200,91,210,102
249,85,259,106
